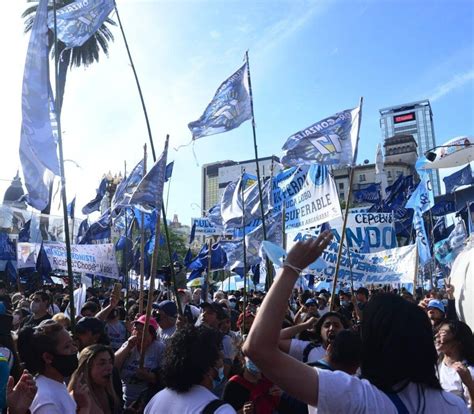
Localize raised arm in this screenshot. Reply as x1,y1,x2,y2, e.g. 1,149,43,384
243,231,333,407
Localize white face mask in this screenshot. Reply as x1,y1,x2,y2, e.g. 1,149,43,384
30,302,41,314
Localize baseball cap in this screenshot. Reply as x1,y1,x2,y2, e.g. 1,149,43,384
76,317,105,335
200,301,227,320
305,298,317,306
157,300,178,318
228,295,237,301
317,294,327,302
135,314,159,332
427,299,445,314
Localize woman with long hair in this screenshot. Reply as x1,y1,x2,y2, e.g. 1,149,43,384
17,320,90,414
436,320,474,409
243,232,469,413
69,344,122,414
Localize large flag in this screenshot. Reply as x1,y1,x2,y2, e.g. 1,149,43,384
79,210,111,244
431,200,456,217
281,106,361,167
443,164,473,193
111,160,144,211
130,140,168,212
375,143,388,199
47,0,115,48
354,183,381,204
413,209,431,265
19,0,60,211
434,220,467,266
165,162,174,182
188,63,251,139
82,178,107,215
405,170,434,214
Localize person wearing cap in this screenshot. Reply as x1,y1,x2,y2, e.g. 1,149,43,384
316,294,329,316
156,300,178,341
427,299,447,333
114,314,165,408
75,317,110,351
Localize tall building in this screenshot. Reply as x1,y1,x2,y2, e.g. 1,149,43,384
379,100,441,195
201,156,281,212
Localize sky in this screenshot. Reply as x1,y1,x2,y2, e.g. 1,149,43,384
1,0,473,227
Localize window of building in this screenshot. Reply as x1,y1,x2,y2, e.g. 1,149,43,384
359,174,366,182
339,182,344,190
387,171,392,178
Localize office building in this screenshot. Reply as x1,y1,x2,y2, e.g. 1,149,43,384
379,100,441,195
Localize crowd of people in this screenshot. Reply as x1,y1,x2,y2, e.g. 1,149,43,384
0,232,472,413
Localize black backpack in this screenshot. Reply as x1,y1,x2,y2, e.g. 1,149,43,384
202,399,227,414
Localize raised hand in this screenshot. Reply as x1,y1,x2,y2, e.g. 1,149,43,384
285,230,333,273
7,370,37,414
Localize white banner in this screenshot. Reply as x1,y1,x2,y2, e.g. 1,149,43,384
17,242,120,279
289,212,396,253
191,217,233,237
273,165,341,232
287,234,416,284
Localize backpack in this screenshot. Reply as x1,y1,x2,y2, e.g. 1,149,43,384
302,342,319,363
384,392,409,414
201,399,227,414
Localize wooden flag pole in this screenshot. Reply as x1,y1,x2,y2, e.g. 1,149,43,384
138,144,147,315
241,169,248,334
413,244,419,297
330,97,363,311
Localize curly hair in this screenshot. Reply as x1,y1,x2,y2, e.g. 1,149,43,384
441,320,474,365
160,325,223,393
312,312,350,344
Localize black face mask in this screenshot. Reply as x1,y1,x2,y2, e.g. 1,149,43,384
51,353,78,377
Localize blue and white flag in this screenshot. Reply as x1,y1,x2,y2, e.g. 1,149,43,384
130,140,168,212
443,164,473,194
434,220,467,266
413,209,431,265
133,208,158,233
281,106,361,167
82,178,107,215
79,209,111,244
48,0,115,48
76,218,89,244
19,220,32,243
111,160,144,211
354,183,381,204
165,162,174,182
20,0,60,211
189,221,196,244
405,170,434,214
36,242,52,282
188,63,251,139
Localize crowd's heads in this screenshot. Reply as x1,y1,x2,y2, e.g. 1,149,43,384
427,299,445,325
160,325,223,392
326,330,362,375
51,312,71,330
18,320,78,377
156,300,178,329
30,291,51,315
75,317,109,350
360,293,441,392
133,314,158,342
435,320,474,365
314,312,349,346
200,302,227,329
80,301,100,318
356,287,369,302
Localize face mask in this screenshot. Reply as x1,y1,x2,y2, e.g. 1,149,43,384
30,302,41,314
213,365,224,387
341,300,349,307
51,353,79,378
229,302,236,309
245,359,260,375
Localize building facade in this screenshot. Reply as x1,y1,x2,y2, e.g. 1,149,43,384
379,99,441,195
201,155,281,212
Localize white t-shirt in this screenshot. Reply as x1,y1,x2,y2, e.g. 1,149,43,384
439,361,474,409
159,325,177,341
144,385,236,414
105,320,128,351
30,375,77,414
289,339,326,363
119,339,165,406
314,368,469,413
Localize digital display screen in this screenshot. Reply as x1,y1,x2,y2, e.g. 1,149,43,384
393,112,416,124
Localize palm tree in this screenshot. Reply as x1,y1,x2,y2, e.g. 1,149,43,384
22,0,116,69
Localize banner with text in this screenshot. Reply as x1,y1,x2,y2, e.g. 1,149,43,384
17,242,119,279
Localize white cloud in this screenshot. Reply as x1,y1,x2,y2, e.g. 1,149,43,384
209,30,221,39
429,70,474,102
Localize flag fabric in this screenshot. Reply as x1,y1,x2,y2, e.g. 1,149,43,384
79,210,111,244
434,220,467,266
18,220,32,243
165,162,174,182
36,242,52,281
281,106,361,167
76,218,89,244
431,200,456,217
443,164,473,193
47,0,115,48
245,211,283,261
82,178,107,215
111,160,145,211
67,197,76,219
133,208,157,233
413,209,431,265
5,261,17,285
354,183,381,204
19,0,60,211
405,170,434,214
0,233,16,261
207,204,224,228
189,221,196,244
375,143,388,199
130,141,168,212
184,248,193,267
188,63,251,140
210,243,228,271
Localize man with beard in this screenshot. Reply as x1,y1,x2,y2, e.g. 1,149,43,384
279,312,349,363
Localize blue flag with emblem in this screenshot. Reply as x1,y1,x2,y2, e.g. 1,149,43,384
281,106,361,167
19,0,60,211
111,160,145,212
413,209,431,266
443,164,473,194
67,197,76,219
47,0,115,48
82,178,107,215
165,162,174,182
188,63,251,139
434,220,467,266
405,170,434,214
130,139,168,212
354,183,381,204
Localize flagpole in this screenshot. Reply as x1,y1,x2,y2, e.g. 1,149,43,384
115,6,183,316
53,0,76,331
413,244,419,296
245,51,273,290
330,97,363,311
138,144,147,315
241,169,248,335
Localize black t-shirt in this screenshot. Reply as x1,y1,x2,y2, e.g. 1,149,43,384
22,313,51,328
223,379,250,411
